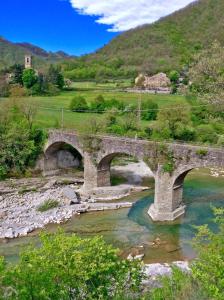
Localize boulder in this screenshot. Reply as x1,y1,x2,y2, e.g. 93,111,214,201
60,187,79,205
4,228,14,239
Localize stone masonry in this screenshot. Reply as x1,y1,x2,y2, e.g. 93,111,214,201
43,130,224,222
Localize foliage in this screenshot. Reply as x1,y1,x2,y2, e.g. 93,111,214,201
196,124,218,144
22,68,38,89
152,104,195,141
47,64,64,89
37,199,59,212
0,101,46,179
90,95,107,113
169,70,180,83
191,208,224,300
189,41,224,115
0,231,142,299
69,96,88,112
141,100,158,121
9,64,24,85
196,149,208,158
9,84,27,98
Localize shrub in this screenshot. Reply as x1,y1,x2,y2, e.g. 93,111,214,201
169,70,180,83
0,231,142,299
196,149,208,157
69,96,88,112
141,101,158,121
105,98,125,111
196,124,218,144
90,95,106,113
37,199,59,212
217,135,224,146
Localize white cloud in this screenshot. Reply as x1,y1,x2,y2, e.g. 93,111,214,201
70,0,195,32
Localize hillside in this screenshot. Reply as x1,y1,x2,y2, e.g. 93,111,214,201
84,0,224,75
0,37,73,70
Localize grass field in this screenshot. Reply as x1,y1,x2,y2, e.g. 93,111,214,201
0,82,188,133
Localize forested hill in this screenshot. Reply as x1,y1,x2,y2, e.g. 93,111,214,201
0,37,73,70
83,0,224,75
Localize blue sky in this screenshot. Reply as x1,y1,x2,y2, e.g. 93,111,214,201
0,0,194,56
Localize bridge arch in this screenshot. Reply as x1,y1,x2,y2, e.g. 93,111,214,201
97,151,154,187
43,141,83,176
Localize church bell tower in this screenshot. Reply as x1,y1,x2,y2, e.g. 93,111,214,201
25,54,32,69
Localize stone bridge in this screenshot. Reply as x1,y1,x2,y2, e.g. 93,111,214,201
43,130,224,222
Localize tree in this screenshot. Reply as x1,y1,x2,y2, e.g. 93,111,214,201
169,70,180,83
10,64,24,85
30,73,48,95
90,95,106,113
153,104,195,141
0,101,45,179
22,69,37,89
196,124,218,144
0,231,142,299
141,100,158,121
69,96,88,112
189,41,224,114
47,65,64,89
192,208,224,300
18,100,37,129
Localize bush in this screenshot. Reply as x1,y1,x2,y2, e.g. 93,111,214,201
217,135,224,146
37,199,59,212
0,231,142,299
196,124,218,144
141,100,158,121
169,70,180,83
90,95,106,113
69,96,89,112
105,98,125,111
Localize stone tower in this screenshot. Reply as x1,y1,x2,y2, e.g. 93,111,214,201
25,54,32,69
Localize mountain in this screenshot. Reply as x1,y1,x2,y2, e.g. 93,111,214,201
84,0,224,75
0,37,73,70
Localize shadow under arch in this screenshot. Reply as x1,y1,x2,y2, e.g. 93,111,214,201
44,141,83,175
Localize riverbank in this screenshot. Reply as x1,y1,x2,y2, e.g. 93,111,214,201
0,176,135,239
0,162,153,240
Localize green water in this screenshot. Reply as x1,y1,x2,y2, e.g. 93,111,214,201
1,169,224,264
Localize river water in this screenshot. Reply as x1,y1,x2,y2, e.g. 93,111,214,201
1,169,223,264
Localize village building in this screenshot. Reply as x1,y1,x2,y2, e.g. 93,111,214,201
135,73,171,94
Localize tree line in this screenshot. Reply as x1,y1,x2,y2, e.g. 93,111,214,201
0,64,65,97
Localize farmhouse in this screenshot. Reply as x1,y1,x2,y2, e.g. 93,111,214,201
135,73,171,94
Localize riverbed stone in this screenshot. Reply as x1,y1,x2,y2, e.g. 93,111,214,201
60,187,79,205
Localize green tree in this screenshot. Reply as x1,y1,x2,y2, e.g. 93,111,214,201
169,70,180,83
141,100,158,121
10,64,24,85
22,69,37,89
196,124,218,144
192,208,224,300
153,104,195,141
0,231,142,299
69,96,89,112
90,95,106,113
47,65,64,89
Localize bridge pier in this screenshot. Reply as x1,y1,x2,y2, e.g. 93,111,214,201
148,168,186,221
83,153,98,191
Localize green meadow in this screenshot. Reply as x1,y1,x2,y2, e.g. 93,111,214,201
0,82,188,133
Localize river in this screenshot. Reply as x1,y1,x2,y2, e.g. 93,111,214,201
0,168,223,264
